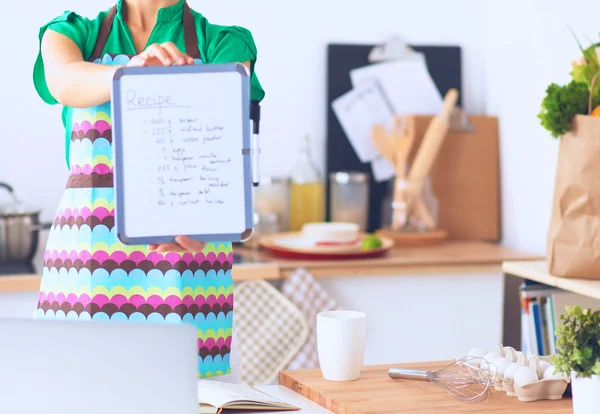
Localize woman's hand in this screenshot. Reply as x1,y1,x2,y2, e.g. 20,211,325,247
149,236,206,253
128,42,195,67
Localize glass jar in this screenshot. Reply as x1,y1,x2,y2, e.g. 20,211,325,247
245,212,280,249
253,176,290,232
329,172,370,231
381,176,439,231
289,135,324,231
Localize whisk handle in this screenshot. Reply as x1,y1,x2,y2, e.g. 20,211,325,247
388,368,429,381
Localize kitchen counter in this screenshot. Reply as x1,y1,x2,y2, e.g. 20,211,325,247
0,241,540,293
280,360,572,413
248,240,541,278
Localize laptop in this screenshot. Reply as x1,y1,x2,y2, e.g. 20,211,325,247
0,319,198,414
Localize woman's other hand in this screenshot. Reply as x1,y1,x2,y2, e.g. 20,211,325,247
128,42,195,67
149,236,205,253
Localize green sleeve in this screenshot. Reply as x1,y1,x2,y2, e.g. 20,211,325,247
33,11,90,105
207,27,266,102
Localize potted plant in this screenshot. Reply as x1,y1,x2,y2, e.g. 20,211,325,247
553,305,600,414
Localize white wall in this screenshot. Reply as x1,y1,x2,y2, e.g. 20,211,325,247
0,0,595,264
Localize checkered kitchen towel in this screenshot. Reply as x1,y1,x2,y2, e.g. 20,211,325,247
235,280,309,385
281,268,339,370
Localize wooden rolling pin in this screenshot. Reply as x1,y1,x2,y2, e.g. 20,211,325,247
405,89,459,226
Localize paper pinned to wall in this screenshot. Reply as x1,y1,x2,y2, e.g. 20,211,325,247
350,53,443,116
331,79,395,163
371,156,395,182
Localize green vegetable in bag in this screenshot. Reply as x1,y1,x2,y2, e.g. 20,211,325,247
538,81,594,138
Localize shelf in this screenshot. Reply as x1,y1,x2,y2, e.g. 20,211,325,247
503,260,600,301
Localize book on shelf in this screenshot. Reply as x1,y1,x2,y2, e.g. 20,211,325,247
198,380,299,413
519,282,560,356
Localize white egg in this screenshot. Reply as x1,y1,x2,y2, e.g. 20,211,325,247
492,357,512,375
484,361,499,381
503,362,523,381
468,348,487,358
514,366,539,387
484,352,501,362
543,365,568,380
516,352,529,366
503,346,516,355
538,360,552,373
503,348,518,363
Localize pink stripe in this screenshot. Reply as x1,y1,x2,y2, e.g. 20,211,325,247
197,336,232,350
91,207,112,221
206,252,217,264
91,294,110,308
105,294,128,308
92,164,113,174
164,295,184,308
147,251,163,265
78,207,92,220
93,120,111,134
146,295,164,308
128,294,147,308
80,121,93,134
164,252,182,266
128,251,147,265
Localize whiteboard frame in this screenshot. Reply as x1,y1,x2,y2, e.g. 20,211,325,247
111,63,254,245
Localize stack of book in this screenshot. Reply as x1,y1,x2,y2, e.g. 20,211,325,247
519,281,560,356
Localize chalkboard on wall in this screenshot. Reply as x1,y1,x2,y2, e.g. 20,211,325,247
326,44,462,232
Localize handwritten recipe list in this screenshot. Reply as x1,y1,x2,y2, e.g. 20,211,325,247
116,71,247,239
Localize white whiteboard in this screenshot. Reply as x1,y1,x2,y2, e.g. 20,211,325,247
111,64,253,245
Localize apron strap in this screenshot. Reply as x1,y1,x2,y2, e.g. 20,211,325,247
183,2,201,60
90,6,118,62
89,2,201,62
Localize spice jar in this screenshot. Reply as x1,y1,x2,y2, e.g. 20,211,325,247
329,172,369,231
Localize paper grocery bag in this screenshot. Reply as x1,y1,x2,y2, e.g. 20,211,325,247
547,114,600,278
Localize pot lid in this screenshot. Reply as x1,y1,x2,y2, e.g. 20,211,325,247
0,182,40,216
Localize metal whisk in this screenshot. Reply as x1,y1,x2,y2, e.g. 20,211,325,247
388,357,493,403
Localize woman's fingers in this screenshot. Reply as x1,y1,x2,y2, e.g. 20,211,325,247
144,43,173,66
161,42,194,65
149,238,205,253
155,243,186,253
127,55,147,67
175,236,206,252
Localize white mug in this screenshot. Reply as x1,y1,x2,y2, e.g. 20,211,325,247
317,310,367,382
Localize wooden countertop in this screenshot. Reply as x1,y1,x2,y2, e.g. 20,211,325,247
244,240,542,278
280,361,572,413
0,242,540,293
503,260,600,300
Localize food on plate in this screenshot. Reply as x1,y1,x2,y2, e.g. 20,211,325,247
301,222,359,246
360,235,383,250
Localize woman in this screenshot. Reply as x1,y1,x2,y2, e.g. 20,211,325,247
33,0,264,382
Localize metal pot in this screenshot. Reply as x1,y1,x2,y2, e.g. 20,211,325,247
0,182,52,264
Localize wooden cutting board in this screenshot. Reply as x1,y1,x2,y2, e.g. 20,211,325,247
279,361,573,414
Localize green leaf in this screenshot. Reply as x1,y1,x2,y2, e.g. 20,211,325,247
538,81,591,137
594,361,600,376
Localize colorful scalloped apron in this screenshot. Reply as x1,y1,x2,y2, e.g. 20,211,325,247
35,3,234,378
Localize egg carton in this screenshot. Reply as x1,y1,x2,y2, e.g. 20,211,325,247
455,344,569,402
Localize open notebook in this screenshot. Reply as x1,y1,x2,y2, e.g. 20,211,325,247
198,380,299,413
